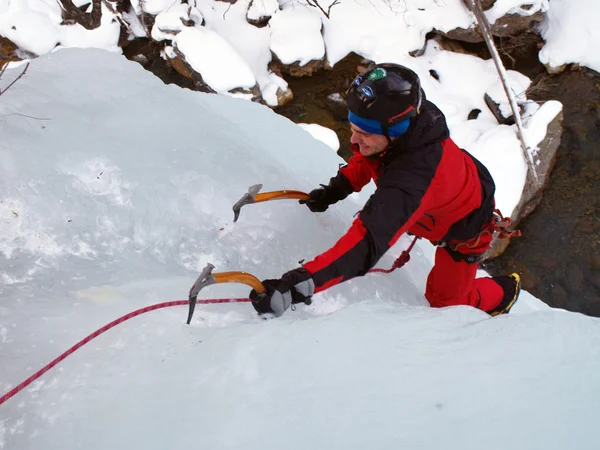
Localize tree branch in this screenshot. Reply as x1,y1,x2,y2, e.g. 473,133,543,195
465,0,540,185
0,63,29,96
306,0,340,19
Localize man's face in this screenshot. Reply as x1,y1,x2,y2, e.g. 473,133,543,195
349,124,390,157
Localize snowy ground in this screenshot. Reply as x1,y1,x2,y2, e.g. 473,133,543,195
1,49,599,450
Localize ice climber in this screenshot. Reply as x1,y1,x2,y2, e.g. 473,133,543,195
250,63,521,317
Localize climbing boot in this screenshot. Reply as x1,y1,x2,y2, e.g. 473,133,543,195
488,273,521,316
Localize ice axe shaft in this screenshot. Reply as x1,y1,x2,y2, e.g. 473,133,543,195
187,263,265,324
232,184,310,222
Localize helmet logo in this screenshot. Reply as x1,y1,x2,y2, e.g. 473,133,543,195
360,86,374,98
352,76,363,86
368,68,387,80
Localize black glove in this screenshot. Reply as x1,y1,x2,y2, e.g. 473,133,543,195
299,185,333,212
250,268,314,317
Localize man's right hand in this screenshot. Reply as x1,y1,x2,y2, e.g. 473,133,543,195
299,186,331,212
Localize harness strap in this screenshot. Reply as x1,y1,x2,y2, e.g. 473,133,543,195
492,209,522,240
442,209,521,260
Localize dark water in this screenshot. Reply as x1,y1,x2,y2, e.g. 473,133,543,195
484,69,600,316
274,52,600,317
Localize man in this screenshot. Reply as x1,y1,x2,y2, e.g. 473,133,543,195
250,63,520,317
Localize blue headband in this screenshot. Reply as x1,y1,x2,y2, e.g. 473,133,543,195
348,111,411,137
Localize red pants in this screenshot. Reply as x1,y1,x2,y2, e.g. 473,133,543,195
424,234,504,312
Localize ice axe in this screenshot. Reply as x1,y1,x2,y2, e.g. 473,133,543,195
187,263,265,324
232,184,310,223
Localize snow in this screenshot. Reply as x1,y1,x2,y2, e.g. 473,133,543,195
0,48,599,450
0,6,60,55
57,4,121,52
269,8,325,66
246,0,278,21
485,71,531,118
1,0,597,85
523,100,563,152
539,0,600,74
0,0,120,56
130,0,176,16
297,123,340,151
485,0,549,24
0,1,599,447
192,0,278,102
174,27,256,92
151,3,199,42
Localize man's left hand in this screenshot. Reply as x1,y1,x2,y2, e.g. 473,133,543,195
250,268,315,317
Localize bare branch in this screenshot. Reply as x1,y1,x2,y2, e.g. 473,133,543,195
1,112,52,120
465,0,540,186
0,63,30,96
0,61,8,80
222,2,233,20
305,0,340,19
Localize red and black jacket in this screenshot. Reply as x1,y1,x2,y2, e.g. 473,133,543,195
302,100,496,293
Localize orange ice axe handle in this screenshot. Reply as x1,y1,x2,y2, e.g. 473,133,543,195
187,263,266,324
232,184,310,222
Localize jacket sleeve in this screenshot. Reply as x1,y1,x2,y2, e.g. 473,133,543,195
303,165,430,293
324,149,378,202
338,151,378,192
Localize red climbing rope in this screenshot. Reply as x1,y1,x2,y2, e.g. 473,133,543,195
369,236,419,274
0,297,250,407
0,237,421,407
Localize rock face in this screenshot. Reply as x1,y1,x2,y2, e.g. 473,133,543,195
484,108,563,259
514,110,563,221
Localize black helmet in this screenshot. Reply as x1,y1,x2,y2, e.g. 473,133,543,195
346,63,423,133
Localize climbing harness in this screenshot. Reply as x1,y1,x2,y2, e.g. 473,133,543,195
438,209,522,264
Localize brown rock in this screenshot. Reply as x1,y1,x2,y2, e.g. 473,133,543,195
275,86,294,107
247,16,271,28
356,58,375,74
480,0,496,10
269,53,325,78
544,62,568,75
324,92,348,121
484,107,563,260
230,84,263,103
0,36,21,69
434,36,475,55
439,26,485,44
168,50,261,100
463,0,526,13
166,49,215,93
438,2,545,44
512,108,563,222
484,92,517,125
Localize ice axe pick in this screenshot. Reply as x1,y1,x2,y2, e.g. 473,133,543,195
187,263,266,324
232,184,310,223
